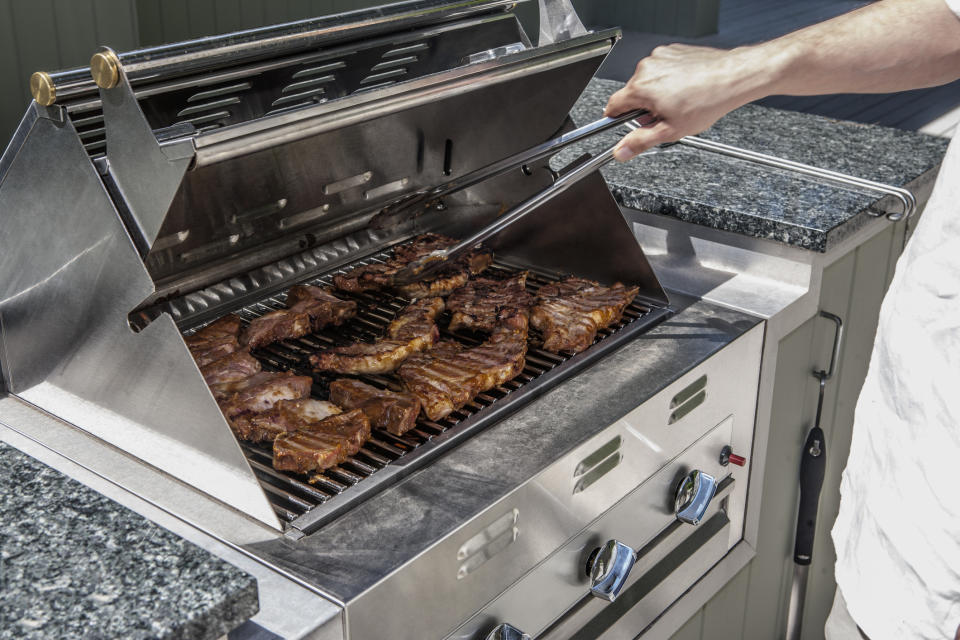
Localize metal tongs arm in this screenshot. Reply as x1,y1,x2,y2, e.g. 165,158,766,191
390,115,643,285
371,109,654,230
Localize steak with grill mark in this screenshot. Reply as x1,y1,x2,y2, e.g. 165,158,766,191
273,409,371,474
230,398,342,443
186,315,243,367
309,297,444,374
211,371,313,420
241,285,356,350
530,277,639,354
447,272,535,334
200,350,262,385
398,329,527,421
328,379,421,436
332,233,492,298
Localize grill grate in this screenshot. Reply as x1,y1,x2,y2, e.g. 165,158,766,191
190,247,670,533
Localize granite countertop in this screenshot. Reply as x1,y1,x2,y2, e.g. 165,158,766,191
565,78,950,252
0,442,258,640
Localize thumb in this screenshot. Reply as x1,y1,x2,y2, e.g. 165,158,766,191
613,122,675,161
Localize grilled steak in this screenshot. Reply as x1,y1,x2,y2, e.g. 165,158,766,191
285,285,358,327
309,297,444,374
242,286,356,349
211,371,313,420
185,316,243,367
200,350,262,385
185,315,242,350
332,233,492,298
273,409,371,473
398,330,527,421
191,338,240,368
447,272,535,334
392,233,458,262
328,379,421,436
242,308,312,350
530,277,639,354
230,398,342,443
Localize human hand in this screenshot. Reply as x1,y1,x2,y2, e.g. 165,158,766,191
604,44,768,161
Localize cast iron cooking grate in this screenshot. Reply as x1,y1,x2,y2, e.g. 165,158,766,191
190,245,671,534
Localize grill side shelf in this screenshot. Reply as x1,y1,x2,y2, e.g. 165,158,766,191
184,252,672,534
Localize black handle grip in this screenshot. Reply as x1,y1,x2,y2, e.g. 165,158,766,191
793,426,827,565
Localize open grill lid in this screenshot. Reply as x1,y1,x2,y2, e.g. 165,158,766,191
0,0,667,530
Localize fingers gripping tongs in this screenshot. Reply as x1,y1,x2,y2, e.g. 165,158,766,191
387,109,654,286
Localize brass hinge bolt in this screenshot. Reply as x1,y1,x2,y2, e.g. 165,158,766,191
30,71,56,106
90,49,121,89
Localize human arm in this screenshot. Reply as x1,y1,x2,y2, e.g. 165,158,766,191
605,0,960,161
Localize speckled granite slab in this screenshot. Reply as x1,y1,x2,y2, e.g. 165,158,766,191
248,296,761,601
562,78,949,252
0,443,258,640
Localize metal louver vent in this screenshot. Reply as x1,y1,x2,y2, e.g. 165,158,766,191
70,110,106,156
355,41,428,92
176,81,252,132
270,60,344,114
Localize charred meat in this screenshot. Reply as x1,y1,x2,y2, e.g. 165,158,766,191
398,330,527,421
186,316,243,367
211,371,313,420
447,272,535,334
328,379,421,436
332,234,492,298
200,350,262,386
285,285,358,327
230,398,342,443
241,286,356,350
309,297,444,375
273,409,371,474
530,277,639,354
185,315,242,350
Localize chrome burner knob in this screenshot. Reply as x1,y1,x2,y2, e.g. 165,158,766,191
485,622,531,640
674,470,718,525
586,539,637,602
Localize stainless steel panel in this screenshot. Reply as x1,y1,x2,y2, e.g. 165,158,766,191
344,325,763,640
99,61,193,251
142,30,617,292
449,420,736,640
0,105,279,530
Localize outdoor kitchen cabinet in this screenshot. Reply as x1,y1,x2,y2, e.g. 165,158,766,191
626,206,926,640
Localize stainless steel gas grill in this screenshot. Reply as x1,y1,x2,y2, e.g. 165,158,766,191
0,2,765,638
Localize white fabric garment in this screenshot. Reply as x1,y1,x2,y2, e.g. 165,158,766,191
830,6,960,635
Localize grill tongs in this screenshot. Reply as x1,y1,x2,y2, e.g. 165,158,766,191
387,109,654,285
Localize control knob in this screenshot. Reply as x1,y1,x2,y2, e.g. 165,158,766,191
674,470,718,525
586,539,637,602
